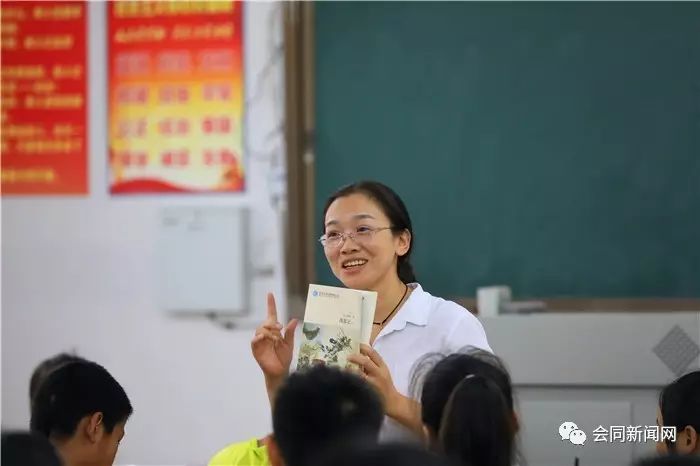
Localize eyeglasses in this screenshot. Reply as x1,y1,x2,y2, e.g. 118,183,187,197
319,226,394,249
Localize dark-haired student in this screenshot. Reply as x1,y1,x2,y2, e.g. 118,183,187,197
268,365,384,466
209,365,383,466
2,431,63,466
30,360,133,466
412,348,518,466
656,370,700,456
252,181,492,440
29,352,86,411
635,455,700,466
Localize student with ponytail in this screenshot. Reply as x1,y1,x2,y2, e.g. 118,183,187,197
251,181,492,441
414,349,518,466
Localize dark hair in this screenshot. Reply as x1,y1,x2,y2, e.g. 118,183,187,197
417,350,516,466
1,431,62,466
659,370,700,451
29,353,86,408
440,375,513,466
30,360,133,439
272,365,384,466
310,442,455,466
322,181,416,283
634,455,700,466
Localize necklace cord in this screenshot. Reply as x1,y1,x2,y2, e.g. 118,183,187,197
373,284,409,326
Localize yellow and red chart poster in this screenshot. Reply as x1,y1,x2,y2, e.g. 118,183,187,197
1,1,88,195
108,1,244,194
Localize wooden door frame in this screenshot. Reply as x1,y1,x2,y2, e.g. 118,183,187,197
284,2,316,317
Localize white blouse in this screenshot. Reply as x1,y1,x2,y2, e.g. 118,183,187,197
373,283,492,441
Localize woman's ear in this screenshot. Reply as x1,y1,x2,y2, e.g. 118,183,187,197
396,229,411,257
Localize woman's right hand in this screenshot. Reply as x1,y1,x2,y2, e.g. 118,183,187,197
251,293,298,380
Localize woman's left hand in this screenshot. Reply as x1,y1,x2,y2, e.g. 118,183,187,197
348,344,401,415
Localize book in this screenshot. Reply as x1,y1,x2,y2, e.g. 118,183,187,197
293,284,377,371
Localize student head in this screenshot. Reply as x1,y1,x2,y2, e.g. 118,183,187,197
415,349,517,466
30,360,133,466
2,431,62,466
29,353,86,410
310,442,454,466
635,454,700,466
321,181,415,291
656,370,700,455
269,365,384,466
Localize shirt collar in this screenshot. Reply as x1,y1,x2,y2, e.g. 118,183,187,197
380,283,429,336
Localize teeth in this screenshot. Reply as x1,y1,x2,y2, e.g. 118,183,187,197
343,259,367,268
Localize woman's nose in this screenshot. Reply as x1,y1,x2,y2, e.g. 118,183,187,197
339,233,360,252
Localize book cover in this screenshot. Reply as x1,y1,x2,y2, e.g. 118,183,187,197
294,284,377,370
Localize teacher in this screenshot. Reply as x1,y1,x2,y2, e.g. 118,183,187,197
252,181,492,440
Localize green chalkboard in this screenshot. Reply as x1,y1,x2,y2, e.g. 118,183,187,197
314,2,700,298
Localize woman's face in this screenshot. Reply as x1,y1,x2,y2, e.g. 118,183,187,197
323,193,410,291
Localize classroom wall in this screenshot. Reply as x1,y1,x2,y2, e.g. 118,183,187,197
484,313,700,466
1,3,286,464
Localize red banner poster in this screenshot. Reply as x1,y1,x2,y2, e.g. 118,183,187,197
108,1,244,194
1,1,88,195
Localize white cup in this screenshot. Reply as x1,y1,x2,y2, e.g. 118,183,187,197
477,286,512,317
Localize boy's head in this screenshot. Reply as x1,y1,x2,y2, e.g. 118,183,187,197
29,353,86,410
1,431,62,466
269,365,384,466
30,360,133,466
657,370,700,455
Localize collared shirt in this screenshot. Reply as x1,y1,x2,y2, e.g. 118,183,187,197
373,283,492,441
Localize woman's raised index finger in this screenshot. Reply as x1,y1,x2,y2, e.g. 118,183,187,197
266,292,279,323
